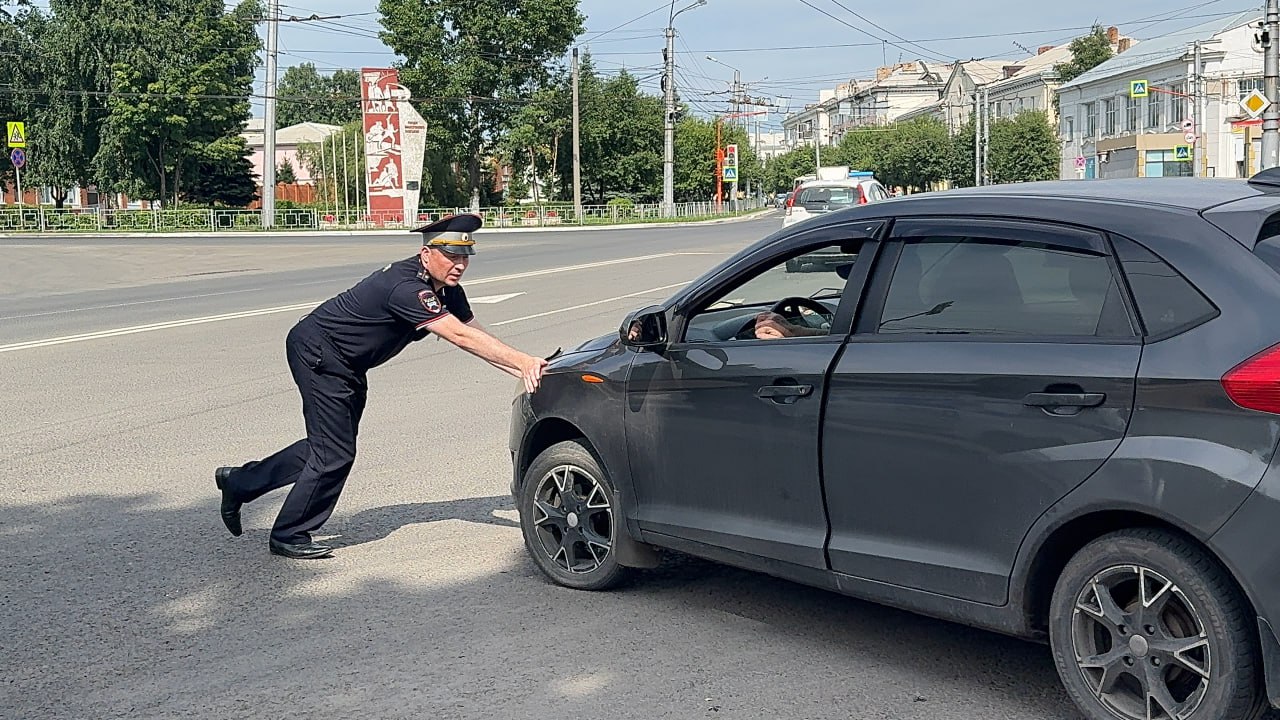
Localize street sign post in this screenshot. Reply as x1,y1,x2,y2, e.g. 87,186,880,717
723,143,739,211
9,147,24,208
1130,80,1149,98
7,121,26,148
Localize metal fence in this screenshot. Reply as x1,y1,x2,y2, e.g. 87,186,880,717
0,199,765,234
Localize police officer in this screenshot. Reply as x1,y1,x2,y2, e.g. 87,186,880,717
213,214,547,560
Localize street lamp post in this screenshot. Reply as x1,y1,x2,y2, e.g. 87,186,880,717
664,0,706,219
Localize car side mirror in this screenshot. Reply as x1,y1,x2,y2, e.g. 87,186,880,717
620,306,668,350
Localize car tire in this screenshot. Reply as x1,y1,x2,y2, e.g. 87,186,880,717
1048,528,1266,720
519,440,630,591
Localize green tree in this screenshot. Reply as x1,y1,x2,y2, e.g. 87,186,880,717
95,0,262,206
277,158,297,184
502,82,568,203
379,0,585,209
1055,25,1113,85
950,118,977,188
877,117,953,193
276,63,361,128
988,111,1060,184
763,147,818,194
672,116,718,201
181,134,257,206
297,122,369,216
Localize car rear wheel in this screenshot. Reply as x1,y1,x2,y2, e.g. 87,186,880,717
1049,529,1265,720
519,440,629,591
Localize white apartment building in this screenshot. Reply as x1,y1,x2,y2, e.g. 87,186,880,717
1057,11,1265,180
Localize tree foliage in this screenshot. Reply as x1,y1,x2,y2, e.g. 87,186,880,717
276,63,360,128
1055,25,1113,85
988,111,1060,184
378,0,584,209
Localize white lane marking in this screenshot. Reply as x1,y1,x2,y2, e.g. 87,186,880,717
0,256,692,354
492,282,689,327
470,292,525,304
0,303,321,353
0,253,678,322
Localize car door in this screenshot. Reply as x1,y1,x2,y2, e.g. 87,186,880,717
625,222,883,569
822,218,1141,605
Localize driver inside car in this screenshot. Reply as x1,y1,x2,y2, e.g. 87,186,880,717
753,311,828,339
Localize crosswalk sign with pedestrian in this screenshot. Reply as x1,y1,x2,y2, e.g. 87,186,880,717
722,166,737,182
7,121,26,148
1174,145,1192,161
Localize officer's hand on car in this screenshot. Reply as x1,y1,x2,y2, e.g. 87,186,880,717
519,354,550,394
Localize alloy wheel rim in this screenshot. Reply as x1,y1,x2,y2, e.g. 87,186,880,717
532,464,613,574
1070,565,1211,720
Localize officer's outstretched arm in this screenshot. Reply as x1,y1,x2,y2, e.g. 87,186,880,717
426,314,548,393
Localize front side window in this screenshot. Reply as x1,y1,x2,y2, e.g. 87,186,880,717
684,242,862,343
878,236,1132,338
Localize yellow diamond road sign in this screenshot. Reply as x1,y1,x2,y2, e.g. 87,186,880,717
1242,90,1271,119
6,121,25,149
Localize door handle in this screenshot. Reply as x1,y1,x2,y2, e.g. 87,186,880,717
1023,392,1106,409
756,384,814,404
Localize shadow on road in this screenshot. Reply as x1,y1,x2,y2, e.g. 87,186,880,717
3,491,1204,719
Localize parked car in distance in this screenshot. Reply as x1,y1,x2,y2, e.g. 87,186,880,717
511,171,1280,720
784,171,890,228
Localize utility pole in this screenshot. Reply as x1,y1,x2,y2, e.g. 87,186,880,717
572,47,582,219
1264,0,1280,170
261,0,279,228
661,1,704,218
731,68,740,211
973,89,981,186
982,87,990,186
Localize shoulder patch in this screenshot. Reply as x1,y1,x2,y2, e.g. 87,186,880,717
418,289,442,314
382,263,393,272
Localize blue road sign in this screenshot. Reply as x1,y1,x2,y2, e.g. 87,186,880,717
10,148,25,169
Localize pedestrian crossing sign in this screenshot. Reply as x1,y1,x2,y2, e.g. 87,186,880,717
722,166,738,182
1174,145,1192,161
1129,80,1149,99
7,121,25,149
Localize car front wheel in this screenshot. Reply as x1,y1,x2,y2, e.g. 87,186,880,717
1049,529,1266,720
519,440,629,591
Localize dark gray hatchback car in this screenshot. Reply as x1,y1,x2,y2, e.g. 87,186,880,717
510,173,1280,720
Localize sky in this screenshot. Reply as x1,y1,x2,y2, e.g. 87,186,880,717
257,0,1258,132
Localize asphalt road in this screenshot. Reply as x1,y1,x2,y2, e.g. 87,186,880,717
2,214,1092,719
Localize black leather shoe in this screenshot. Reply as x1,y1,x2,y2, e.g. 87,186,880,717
214,467,243,537
269,539,334,560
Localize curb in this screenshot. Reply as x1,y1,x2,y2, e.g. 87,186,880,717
0,209,777,240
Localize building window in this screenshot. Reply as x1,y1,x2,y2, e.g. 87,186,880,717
1085,102,1097,136
1125,96,1139,132
1064,115,1075,139
1145,149,1194,177
1240,78,1264,100
1171,84,1186,124
1104,98,1117,135
1148,91,1163,129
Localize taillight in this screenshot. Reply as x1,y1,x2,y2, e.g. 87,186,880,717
1222,343,1280,413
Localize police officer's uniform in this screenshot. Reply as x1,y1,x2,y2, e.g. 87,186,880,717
216,214,481,557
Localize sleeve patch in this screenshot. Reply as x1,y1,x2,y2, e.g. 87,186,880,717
418,289,442,314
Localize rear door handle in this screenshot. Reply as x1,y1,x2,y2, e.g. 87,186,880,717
1023,392,1106,408
756,384,813,404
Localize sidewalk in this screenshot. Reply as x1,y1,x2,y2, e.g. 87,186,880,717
0,209,777,239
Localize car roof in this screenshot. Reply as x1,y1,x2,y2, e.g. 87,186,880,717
940,178,1268,212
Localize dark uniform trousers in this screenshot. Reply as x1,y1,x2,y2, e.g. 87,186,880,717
225,320,367,544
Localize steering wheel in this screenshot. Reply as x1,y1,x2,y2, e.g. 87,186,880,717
734,296,835,340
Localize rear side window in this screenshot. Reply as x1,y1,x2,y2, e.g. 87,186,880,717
878,237,1133,337
1111,235,1217,339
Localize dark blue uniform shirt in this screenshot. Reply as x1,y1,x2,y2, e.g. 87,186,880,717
304,256,474,371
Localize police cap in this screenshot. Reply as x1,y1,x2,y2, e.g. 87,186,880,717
413,213,483,255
